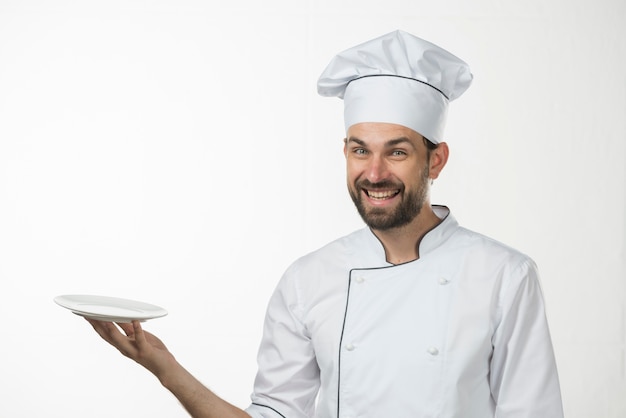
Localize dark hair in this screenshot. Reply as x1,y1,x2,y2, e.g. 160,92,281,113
423,137,439,159
423,137,438,149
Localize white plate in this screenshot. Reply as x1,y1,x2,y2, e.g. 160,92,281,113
54,294,168,323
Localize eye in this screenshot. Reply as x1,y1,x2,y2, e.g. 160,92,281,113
391,149,408,157
352,148,368,155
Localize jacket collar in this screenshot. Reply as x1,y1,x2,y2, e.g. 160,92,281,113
357,205,457,267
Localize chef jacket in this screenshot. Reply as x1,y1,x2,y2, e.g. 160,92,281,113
245,206,563,418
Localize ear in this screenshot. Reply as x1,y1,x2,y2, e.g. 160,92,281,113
429,142,449,180
343,137,348,158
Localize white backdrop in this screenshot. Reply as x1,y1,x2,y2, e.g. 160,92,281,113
1,0,625,417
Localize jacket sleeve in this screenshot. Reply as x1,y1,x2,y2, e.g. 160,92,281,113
490,257,564,417
245,266,320,418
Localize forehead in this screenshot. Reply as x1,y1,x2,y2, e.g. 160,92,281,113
346,122,423,145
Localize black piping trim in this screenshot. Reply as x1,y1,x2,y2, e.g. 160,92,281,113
346,74,449,100
369,205,449,265
251,403,287,418
336,272,354,418
336,207,450,417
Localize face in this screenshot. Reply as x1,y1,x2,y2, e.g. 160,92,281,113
344,122,445,231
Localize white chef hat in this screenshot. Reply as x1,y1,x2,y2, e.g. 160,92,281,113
317,30,473,143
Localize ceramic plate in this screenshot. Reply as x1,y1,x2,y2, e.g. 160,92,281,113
54,294,168,323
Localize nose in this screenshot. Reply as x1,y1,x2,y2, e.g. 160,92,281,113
364,155,389,183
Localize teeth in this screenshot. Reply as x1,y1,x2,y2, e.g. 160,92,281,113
367,190,398,199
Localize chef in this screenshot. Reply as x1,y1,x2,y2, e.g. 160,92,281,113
88,30,564,418
244,30,563,418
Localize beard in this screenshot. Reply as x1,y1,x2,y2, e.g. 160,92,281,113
348,166,430,231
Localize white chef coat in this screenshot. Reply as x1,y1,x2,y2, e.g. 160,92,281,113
245,206,563,418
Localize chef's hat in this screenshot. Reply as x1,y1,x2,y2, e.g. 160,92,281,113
317,30,472,143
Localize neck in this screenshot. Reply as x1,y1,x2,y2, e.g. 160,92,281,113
371,205,441,265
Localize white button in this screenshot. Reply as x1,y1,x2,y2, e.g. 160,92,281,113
354,276,365,284
438,277,450,285
427,346,439,356
345,343,355,351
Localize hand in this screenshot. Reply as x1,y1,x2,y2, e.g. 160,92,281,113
86,319,176,381
86,319,249,417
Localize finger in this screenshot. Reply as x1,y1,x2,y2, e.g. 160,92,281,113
86,318,116,343
131,320,148,349
116,322,135,337
86,319,137,357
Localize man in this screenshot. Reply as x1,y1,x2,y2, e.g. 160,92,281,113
88,30,563,417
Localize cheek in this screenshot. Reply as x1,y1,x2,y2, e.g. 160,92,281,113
397,168,425,188
345,161,362,181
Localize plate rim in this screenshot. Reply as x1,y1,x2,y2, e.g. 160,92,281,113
54,294,168,321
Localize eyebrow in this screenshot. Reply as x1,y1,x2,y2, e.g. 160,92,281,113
346,136,417,149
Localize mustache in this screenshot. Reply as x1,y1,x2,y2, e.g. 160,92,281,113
355,179,402,190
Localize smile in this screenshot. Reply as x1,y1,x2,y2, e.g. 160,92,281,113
365,189,400,200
